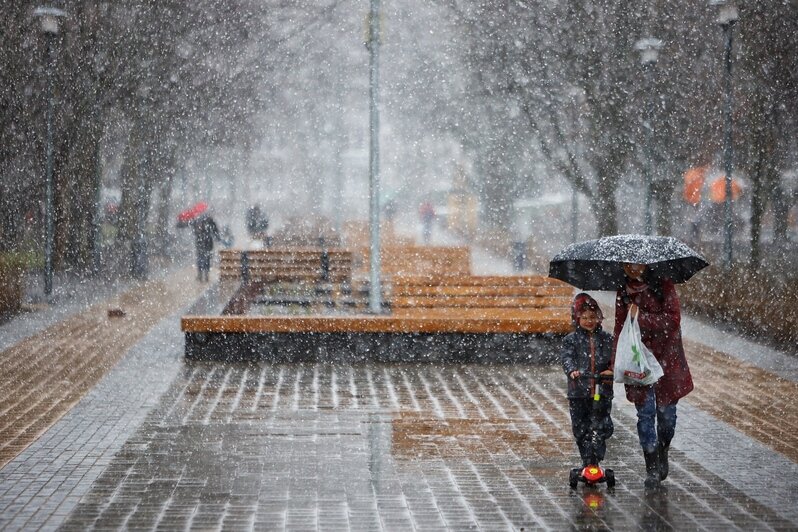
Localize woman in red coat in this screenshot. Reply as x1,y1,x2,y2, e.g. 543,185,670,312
614,263,693,488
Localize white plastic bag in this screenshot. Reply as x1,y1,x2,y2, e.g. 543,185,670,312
614,312,664,386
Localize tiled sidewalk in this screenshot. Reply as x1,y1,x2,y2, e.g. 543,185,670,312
0,268,205,468
1,352,796,529
52,363,795,530
0,265,796,530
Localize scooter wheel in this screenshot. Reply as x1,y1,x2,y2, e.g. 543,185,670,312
604,468,615,488
569,468,580,489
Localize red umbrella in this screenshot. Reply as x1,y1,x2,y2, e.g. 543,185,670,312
177,201,208,224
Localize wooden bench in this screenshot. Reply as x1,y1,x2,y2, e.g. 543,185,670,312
182,274,574,360
219,248,354,283
218,248,356,315
388,275,573,318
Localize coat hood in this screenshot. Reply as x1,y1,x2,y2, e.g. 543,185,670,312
572,293,604,326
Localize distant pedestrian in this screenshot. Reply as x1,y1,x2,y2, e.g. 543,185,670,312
419,201,435,244
561,293,615,468
246,205,269,237
614,263,693,489
191,214,221,282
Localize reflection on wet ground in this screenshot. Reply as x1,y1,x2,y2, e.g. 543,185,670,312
59,363,793,530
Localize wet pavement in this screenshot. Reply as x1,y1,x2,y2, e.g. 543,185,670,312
0,268,207,470
0,259,797,530
16,361,798,531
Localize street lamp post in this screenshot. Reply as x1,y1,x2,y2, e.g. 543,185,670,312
710,0,738,270
34,6,66,299
366,0,382,313
635,37,662,236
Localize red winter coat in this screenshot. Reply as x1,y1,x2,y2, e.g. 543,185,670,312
613,278,693,407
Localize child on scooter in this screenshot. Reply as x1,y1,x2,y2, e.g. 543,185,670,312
561,293,615,468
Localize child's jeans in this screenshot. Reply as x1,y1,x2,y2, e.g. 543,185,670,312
635,387,677,453
569,396,613,465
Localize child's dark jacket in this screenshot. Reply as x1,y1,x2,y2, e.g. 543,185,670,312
561,326,614,399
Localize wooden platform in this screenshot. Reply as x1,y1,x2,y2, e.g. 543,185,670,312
182,273,574,360
182,313,571,335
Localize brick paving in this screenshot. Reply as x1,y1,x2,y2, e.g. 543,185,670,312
0,266,796,530
685,340,798,462
51,363,795,530
0,305,193,531
0,268,205,468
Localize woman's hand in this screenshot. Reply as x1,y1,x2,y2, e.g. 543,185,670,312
629,303,639,319
569,370,581,379
599,369,614,376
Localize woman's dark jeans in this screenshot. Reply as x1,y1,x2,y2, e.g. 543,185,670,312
635,387,677,453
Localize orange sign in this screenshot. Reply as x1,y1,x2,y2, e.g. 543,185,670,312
683,166,708,206
709,176,742,203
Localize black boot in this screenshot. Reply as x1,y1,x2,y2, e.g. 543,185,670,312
643,450,660,489
657,441,670,481
577,440,592,467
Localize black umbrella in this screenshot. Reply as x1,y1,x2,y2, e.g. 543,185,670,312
549,234,709,291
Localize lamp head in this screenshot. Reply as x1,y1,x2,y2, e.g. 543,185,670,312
635,37,662,65
709,0,738,26
33,6,66,35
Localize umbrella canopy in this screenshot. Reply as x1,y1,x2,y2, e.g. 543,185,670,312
549,234,709,291
177,201,209,224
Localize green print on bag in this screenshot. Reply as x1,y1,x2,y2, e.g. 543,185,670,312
624,342,649,380
631,343,642,365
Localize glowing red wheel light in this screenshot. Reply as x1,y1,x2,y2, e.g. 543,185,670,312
582,465,604,483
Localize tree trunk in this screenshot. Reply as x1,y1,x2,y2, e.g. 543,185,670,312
594,170,618,237
652,180,675,237
153,149,176,259
770,106,790,247
118,122,151,278
60,118,102,274
748,121,768,270
749,156,766,270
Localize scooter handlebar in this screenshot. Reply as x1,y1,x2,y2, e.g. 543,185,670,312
568,372,614,381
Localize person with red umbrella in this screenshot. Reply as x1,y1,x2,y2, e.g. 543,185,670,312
177,202,220,282
177,201,209,227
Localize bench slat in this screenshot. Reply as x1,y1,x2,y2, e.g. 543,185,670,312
182,315,572,334
357,246,471,276
392,275,569,287
220,248,353,255
391,285,573,297
220,273,352,282
390,308,569,319
220,266,353,274
391,295,571,308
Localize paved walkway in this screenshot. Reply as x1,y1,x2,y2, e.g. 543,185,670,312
55,363,796,530
0,268,206,469
0,244,796,530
